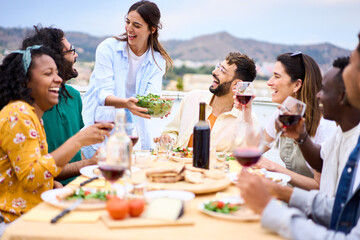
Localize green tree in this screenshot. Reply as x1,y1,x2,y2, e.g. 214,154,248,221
176,77,184,91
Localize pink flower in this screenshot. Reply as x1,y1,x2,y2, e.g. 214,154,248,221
14,166,20,173
27,173,35,181
19,104,26,112
0,177,4,184
29,129,37,139
44,154,52,159
6,168,12,177
24,120,31,126
12,198,26,209
13,133,25,144
44,171,52,179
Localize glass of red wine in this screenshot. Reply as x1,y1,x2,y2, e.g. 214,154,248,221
272,96,306,148
235,81,255,122
233,122,264,168
125,123,140,148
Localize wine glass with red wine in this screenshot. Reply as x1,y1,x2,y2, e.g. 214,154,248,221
233,122,264,168
125,123,139,147
272,96,306,148
235,82,255,122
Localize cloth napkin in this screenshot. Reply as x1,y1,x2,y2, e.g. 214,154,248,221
22,203,103,223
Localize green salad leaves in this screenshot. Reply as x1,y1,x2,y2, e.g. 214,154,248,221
136,93,173,118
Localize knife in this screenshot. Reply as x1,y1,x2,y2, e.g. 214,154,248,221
80,176,99,187
51,199,83,224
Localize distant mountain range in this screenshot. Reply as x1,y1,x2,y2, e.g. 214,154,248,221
0,26,350,71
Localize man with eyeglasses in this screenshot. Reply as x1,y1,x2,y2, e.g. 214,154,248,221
21,25,97,186
237,34,360,239
154,52,259,151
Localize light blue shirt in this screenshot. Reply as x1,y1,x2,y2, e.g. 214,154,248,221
82,38,166,150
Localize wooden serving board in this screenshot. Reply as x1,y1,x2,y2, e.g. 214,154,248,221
147,177,231,194
101,214,194,228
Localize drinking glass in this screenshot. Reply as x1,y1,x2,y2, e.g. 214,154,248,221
271,96,306,148
235,82,255,121
156,138,173,162
94,106,115,144
125,123,140,147
98,158,127,196
233,122,264,168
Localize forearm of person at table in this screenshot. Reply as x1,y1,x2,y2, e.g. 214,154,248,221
257,157,320,190
297,134,323,172
280,118,323,172
262,188,344,240
54,158,97,181
50,123,112,168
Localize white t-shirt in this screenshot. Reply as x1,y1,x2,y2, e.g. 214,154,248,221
126,47,148,99
126,47,149,150
265,110,337,172
320,123,360,196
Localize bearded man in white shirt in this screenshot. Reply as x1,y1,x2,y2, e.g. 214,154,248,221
154,52,258,151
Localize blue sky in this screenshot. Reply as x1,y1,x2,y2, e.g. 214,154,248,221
1,0,359,50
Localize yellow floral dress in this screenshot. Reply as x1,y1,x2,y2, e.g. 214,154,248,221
0,101,62,223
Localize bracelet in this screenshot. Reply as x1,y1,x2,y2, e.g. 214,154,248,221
295,133,308,144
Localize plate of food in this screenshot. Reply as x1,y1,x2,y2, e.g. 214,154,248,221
199,197,260,221
145,163,230,194
80,165,141,179
136,93,174,118
41,187,112,210
145,190,195,202
169,147,193,164
226,169,291,186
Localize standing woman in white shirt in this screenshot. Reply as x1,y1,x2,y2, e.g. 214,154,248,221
82,0,173,158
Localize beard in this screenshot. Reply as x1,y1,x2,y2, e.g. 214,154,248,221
209,74,234,97
60,59,78,81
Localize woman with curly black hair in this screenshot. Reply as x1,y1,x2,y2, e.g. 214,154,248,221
0,46,113,225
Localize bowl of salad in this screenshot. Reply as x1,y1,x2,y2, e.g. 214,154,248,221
136,93,174,118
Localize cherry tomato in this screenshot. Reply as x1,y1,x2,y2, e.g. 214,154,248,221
217,201,225,208
106,197,129,220
128,199,145,217
84,190,91,196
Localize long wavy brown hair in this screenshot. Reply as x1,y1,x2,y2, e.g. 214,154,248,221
115,0,173,73
277,53,322,137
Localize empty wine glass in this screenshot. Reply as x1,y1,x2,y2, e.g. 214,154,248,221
235,82,255,122
233,122,264,168
94,106,115,144
271,96,306,148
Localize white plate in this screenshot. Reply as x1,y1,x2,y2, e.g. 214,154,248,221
80,165,141,179
41,188,106,210
145,190,195,202
198,198,260,221
226,170,291,186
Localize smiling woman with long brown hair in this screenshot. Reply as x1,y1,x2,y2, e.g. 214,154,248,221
82,0,173,158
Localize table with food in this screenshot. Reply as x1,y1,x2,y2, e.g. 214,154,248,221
2,95,287,240
2,157,288,240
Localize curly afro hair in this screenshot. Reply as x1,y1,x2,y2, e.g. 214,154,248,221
0,46,60,110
